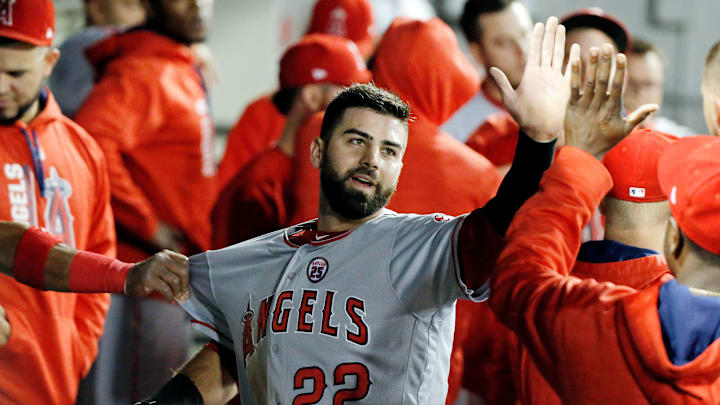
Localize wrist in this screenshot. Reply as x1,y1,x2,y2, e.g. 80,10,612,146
69,251,133,293
12,226,63,290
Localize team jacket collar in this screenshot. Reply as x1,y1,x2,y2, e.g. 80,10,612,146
284,209,396,247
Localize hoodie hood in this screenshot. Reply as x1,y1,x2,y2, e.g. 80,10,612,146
86,29,194,77
372,18,479,126
18,89,63,130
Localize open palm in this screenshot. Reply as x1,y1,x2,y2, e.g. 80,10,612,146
490,17,579,142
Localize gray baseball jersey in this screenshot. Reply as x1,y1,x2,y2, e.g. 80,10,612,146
180,209,488,405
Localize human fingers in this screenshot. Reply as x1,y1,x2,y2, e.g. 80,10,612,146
527,22,544,67
591,44,614,106
541,17,559,67
552,24,566,70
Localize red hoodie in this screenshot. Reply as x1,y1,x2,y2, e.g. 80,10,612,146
216,95,286,191
76,29,216,258
510,240,673,405
286,18,507,404
0,90,115,404
491,146,720,404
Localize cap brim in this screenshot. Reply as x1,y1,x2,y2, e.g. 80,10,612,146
658,136,717,198
0,30,51,46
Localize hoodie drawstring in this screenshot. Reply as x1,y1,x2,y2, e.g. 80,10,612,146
21,128,45,196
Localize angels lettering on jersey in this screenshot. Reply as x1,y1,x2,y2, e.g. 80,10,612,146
5,163,76,247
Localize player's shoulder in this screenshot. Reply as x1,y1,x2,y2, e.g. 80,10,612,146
54,114,108,171
372,210,460,229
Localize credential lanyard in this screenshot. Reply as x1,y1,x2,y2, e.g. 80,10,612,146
21,128,45,196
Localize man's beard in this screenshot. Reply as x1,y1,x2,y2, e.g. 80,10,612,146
0,92,40,126
320,153,396,220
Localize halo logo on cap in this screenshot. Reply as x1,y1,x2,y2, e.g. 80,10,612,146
629,187,646,198
311,68,328,81
670,186,677,205
0,0,16,26
328,7,348,36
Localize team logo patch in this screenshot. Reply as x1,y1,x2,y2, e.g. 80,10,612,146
44,167,76,247
242,302,255,364
433,214,452,223
307,257,329,283
0,0,15,26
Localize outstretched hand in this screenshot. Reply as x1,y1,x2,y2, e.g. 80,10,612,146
564,44,658,158
125,250,190,303
490,17,578,142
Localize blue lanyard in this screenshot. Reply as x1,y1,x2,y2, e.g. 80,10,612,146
21,128,45,196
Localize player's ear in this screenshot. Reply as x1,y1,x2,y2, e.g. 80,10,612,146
664,216,683,273
310,137,324,169
42,48,60,78
598,197,607,216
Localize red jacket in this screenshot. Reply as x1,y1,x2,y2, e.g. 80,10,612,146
510,240,673,405
216,95,286,191
212,147,292,249
287,18,505,404
0,90,115,404
466,111,519,168
76,29,216,258
491,146,720,404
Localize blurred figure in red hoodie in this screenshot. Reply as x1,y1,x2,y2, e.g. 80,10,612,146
74,0,216,402
216,0,376,190
286,17,529,405
211,34,371,249
453,0,532,173
0,1,117,403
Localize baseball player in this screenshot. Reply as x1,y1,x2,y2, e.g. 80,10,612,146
488,45,720,405
211,34,371,248
702,41,720,136
137,17,575,405
511,128,676,405
216,0,376,190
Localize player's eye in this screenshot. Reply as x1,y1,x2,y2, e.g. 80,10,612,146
383,147,397,156
349,137,365,146
6,71,25,78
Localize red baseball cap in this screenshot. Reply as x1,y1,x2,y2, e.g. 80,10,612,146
602,129,677,202
279,33,371,89
560,7,630,52
0,0,55,46
658,135,720,254
306,0,376,59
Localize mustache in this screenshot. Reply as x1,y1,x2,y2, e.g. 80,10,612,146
345,166,378,181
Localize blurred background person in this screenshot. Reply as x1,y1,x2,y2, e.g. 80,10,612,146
455,0,533,174
0,1,117,403
74,0,217,403
212,34,371,248
49,0,146,117
216,0,376,191
702,41,720,136
626,38,694,137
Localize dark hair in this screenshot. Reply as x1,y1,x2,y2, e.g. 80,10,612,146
271,87,300,116
629,37,665,64
319,83,410,143
460,0,516,43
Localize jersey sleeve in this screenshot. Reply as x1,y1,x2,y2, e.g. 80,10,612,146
388,213,486,318
179,252,234,349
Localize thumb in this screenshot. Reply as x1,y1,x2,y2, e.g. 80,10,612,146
624,103,659,133
489,67,516,108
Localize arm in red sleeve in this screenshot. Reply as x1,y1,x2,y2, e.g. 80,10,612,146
75,70,164,239
72,151,116,376
488,146,635,387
